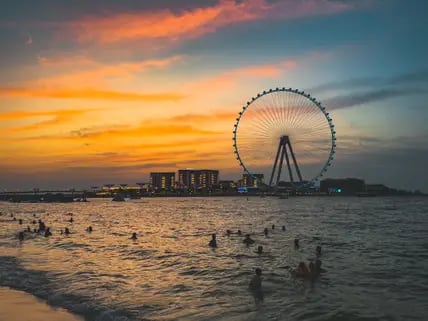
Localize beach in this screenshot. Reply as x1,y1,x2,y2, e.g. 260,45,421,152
0,287,82,321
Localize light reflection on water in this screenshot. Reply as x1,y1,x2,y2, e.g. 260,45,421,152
1,197,428,321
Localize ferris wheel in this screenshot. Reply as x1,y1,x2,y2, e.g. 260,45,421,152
233,87,336,187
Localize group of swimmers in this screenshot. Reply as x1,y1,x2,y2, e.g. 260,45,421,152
207,224,324,292
8,213,94,241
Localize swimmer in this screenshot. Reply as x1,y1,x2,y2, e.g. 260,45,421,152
295,262,310,277
257,245,263,254
272,224,275,230
226,229,231,236
131,232,138,240
33,228,37,233
86,226,93,232
32,220,37,224
44,228,52,237
26,226,31,232
249,268,262,290
294,238,299,248
315,259,323,275
38,220,46,232
13,217,17,221
208,234,217,248
64,227,71,235
309,261,315,274
18,219,23,225
69,217,73,223
18,231,25,241
282,225,286,231
243,234,255,245
237,229,242,236
316,245,322,256
264,228,269,236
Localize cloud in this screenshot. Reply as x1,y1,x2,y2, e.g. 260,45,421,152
68,0,351,44
0,87,185,101
25,33,32,45
310,70,428,93
0,109,94,132
325,88,427,110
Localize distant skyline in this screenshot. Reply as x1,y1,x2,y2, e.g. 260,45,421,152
0,0,427,192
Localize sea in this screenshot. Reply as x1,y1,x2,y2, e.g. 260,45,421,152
0,196,427,321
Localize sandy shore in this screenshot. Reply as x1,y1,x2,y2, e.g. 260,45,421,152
0,287,83,321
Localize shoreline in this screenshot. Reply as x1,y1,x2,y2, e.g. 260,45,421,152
0,286,83,321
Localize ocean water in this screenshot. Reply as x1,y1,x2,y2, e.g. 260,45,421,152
0,196,427,321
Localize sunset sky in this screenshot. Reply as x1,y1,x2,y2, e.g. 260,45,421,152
0,0,427,191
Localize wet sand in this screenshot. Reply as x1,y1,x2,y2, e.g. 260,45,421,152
0,287,83,321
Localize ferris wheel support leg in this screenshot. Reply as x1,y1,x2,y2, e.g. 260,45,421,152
269,141,282,186
276,144,286,186
288,141,303,182
284,144,294,183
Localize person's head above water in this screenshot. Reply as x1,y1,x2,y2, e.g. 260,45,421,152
316,245,322,255
257,245,263,254
211,233,216,239
131,232,137,238
255,268,262,276
237,229,242,235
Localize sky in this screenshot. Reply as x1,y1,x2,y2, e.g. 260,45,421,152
0,0,427,191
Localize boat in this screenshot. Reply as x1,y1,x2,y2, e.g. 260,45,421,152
112,194,126,202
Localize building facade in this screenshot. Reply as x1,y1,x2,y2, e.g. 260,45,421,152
150,172,175,190
178,169,219,189
242,174,265,187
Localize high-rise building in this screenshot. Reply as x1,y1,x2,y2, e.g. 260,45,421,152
242,174,265,187
150,172,175,190
178,169,219,188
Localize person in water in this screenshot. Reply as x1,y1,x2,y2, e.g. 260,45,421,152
264,228,269,236
69,217,73,223
26,226,31,232
272,224,275,230
131,232,138,240
226,229,231,236
209,234,217,248
86,226,93,232
257,245,263,254
316,245,322,256
64,227,71,235
243,234,255,245
18,219,23,225
249,268,262,291
18,231,25,241
282,225,286,231
44,228,52,237
237,229,242,236
295,262,310,277
294,238,300,248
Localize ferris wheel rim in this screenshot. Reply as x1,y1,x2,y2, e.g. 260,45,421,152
232,87,336,187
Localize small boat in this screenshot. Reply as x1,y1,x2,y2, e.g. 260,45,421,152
112,194,126,202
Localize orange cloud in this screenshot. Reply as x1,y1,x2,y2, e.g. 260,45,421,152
0,87,184,101
69,0,350,44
